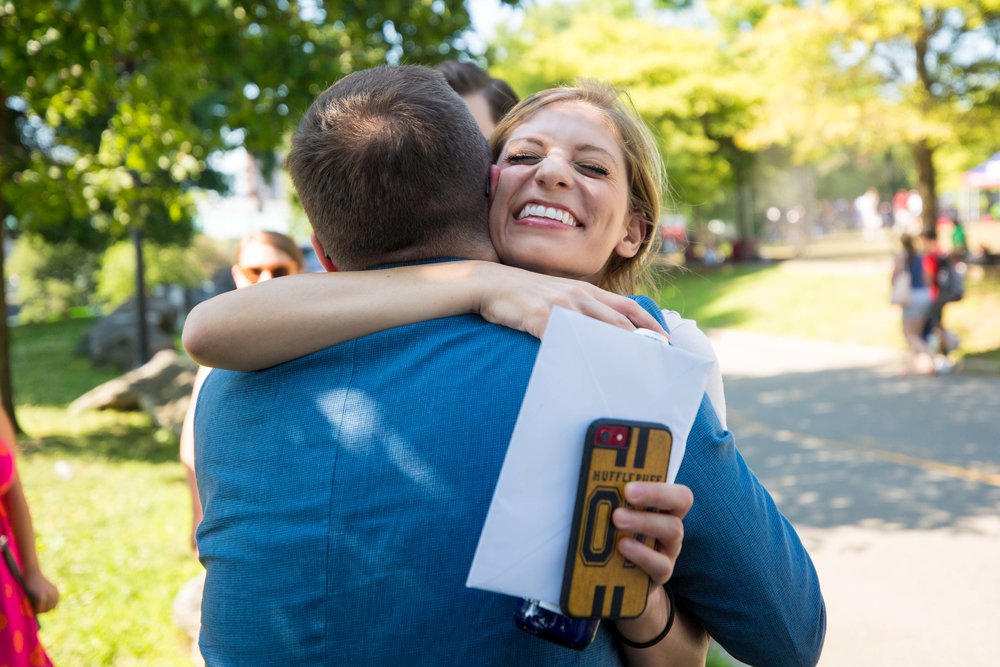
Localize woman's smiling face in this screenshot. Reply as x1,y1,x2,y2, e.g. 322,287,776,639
489,101,644,284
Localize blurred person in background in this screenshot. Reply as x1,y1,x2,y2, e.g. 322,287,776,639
173,231,304,663
906,189,923,235
951,218,968,258
891,234,934,374
920,231,963,374
892,188,911,234
855,187,881,240
434,60,519,136
0,400,58,667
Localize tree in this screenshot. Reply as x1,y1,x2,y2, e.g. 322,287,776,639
0,0,497,429
7,234,100,322
734,0,1000,234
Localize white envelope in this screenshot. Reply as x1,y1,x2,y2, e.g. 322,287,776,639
466,307,713,607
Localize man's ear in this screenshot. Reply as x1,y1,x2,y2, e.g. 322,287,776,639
310,232,338,272
614,213,648,259
487,164,500,208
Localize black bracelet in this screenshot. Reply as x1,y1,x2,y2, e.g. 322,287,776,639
614,585,675,649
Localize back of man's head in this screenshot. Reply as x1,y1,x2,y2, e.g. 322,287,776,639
287,65,492,270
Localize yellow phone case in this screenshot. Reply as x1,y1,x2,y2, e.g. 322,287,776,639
560,419,673,620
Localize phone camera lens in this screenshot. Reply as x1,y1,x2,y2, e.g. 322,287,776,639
599,429,611,443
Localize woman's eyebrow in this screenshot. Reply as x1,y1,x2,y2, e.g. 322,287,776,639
575,144,614,159
508,137,545,148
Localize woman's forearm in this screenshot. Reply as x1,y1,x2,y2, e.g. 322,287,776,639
0,411,39,573
182,260,666,371
5,474,42,575
183,262,488,370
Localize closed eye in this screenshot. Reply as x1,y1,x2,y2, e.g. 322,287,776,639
504,152,540,165
578,163,609,176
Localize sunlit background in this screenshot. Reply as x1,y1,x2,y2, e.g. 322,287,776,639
1,1,998,665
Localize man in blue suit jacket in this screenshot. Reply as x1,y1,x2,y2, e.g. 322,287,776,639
195,65,825,666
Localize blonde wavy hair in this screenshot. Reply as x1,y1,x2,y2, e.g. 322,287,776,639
489,80,664,295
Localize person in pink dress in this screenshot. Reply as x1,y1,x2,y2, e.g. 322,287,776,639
0,404,58,666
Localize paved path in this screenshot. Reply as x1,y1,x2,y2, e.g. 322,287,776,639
707,330,1000,667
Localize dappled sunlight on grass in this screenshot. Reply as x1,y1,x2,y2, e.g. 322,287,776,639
12,318,121,408
654,258,1000,360
21,448,199,666
19,407,179,464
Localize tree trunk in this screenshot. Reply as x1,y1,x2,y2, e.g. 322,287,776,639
912,13,939,238
0,203,19,434
132,226,150,367
0,95,21,433
913,139,938,237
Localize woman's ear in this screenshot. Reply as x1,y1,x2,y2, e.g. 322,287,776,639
310,232,338,272
614,213,648,259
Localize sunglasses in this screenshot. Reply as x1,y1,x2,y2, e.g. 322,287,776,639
238,263,296,283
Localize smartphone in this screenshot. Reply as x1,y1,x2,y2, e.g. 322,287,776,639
560,419,673,620
513,598,600,650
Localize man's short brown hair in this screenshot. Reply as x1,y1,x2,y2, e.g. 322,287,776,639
435,60,519,124
287,66,491,269
434,60,491,97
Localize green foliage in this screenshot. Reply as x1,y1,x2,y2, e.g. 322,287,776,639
93,236,225,309
734,1,1000,176
7,234,99,322
0,0,487,247
7,233,229,321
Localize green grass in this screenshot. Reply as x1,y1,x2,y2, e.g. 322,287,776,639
13,319,122,407
654,262,903,346
652,257,1000,363
12,319,199,666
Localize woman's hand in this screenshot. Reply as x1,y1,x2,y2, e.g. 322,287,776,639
23,569,59,614
612,482,705,665
472,263,666,339
613,482,692,590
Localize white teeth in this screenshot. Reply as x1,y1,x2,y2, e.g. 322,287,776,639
516,203,577,226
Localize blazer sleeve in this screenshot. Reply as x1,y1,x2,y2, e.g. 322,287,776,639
673,396,826,666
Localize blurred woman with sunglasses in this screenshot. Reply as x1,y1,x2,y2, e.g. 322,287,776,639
173,231,304,662
230,231,306,287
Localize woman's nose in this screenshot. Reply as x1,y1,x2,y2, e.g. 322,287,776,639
258,269,275,282
534,156,573,189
